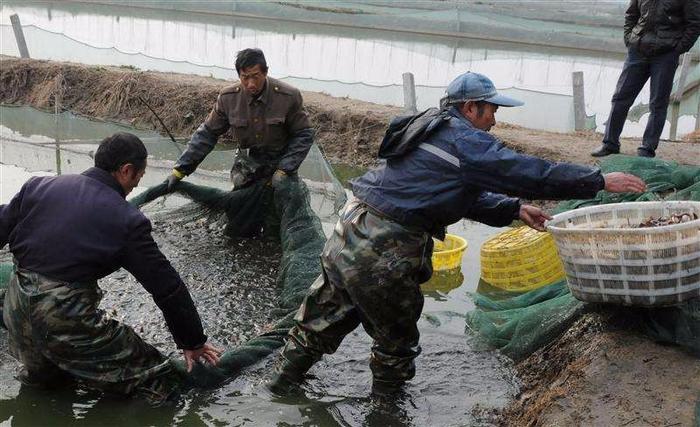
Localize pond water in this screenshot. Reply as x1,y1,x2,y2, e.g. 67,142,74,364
0,106,517,426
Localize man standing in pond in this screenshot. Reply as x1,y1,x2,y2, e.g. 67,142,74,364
268,72,647,396
166,48,314,191
591,0,700,158
0,133,220,402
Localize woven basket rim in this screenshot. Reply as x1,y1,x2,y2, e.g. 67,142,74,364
546,201,700,235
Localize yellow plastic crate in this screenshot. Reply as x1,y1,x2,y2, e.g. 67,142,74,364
480,226,565,292
432,234,468,271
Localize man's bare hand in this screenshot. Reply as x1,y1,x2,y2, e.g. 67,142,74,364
519,204,552,232
603,172,647,193
183,343,223,372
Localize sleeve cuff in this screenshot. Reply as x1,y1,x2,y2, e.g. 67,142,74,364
512,199,522,220
594,170,606,192
172,168,186,179
155,283,207,350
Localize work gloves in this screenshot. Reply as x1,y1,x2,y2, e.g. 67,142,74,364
270,169,288,189
165,169,185,193
165,167,290,193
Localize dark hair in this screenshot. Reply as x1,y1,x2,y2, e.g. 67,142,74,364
445,100,487,116
474,100,489,117
235,48,268,74
94,132,147,172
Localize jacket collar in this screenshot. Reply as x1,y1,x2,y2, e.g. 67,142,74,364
247,79,269,106
447,105,477,129
82,167,126,198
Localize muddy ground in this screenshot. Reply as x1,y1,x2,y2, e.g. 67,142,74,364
495,312,700,426
2,57,700,426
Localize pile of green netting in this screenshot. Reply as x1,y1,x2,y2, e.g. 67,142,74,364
0,144,345,388
0,263,11,323
466,155,700,362
130,147,345,386
143,176,329,386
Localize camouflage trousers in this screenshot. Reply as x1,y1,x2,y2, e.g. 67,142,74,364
2,267,180,402
277,199,433,385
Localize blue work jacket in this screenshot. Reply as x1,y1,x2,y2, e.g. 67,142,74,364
351,107,605,237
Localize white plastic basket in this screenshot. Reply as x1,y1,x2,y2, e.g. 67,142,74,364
546,201,700,306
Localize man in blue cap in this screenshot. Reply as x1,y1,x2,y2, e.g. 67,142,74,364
267,72,646,396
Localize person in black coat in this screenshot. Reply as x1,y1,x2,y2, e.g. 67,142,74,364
0,133,220,402
592,0,700,158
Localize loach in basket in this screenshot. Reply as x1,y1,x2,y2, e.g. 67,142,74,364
546,201,700,307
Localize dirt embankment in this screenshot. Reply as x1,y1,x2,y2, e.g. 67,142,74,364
497,312,700,426
3,57,698,170
2,57,700,426
0,56,395,168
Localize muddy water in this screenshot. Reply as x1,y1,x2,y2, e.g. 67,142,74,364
0,106,516,426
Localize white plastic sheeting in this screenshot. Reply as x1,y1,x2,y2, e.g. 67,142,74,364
1,3,695,136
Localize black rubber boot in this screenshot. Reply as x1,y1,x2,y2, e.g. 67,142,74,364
370,379,406,397
17,367,72,390
590,145,620,157
637,147,656,158
265,354,315,396
266,370,304,396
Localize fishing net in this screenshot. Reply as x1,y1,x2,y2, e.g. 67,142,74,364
0,264,11,288
134,175,329,386
0,260,11,328
467,280,586,360
467,155,700,361
128,145,342,387
555,155,700,213
0,144,345,386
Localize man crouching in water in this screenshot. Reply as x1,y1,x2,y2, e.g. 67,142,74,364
0,132,221,403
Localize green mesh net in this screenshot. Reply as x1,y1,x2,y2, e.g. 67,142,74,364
126,158,337,386
0,263,11,327
134,175,328,386
0,264,11,288
467,280,586,360
555,155,700,213
466,155,700,361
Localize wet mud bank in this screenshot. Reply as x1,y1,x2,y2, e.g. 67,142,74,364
3,57,699,172
494,312,700,426
0,56,395,168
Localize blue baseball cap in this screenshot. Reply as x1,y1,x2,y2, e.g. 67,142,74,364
443,72,523,107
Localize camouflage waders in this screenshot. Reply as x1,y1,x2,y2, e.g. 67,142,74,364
274,199,433,390
2,267,181,403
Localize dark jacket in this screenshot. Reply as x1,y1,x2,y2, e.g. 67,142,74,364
625,0,700,55
175,76,314,176
0,167,206,350
351,107,605,238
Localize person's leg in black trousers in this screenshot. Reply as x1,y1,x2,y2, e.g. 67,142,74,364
639,50,680,157
592,47,650,157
